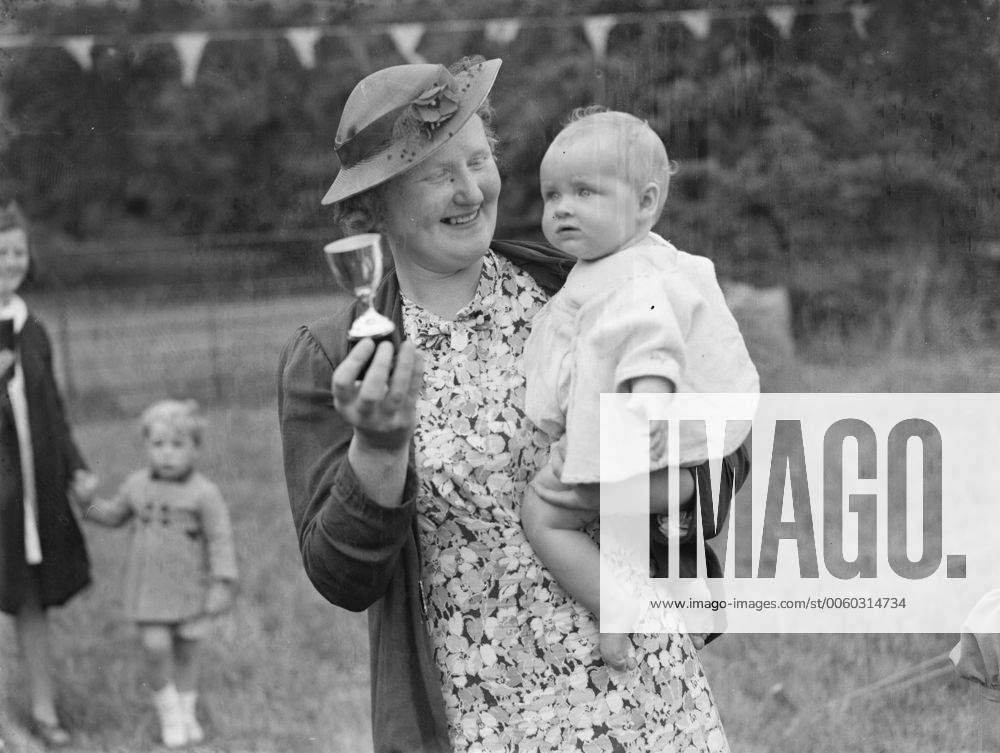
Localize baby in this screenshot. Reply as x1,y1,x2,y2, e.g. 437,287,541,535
74,399,238,748
520,107,758,669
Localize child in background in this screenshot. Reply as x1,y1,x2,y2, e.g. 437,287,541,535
74,399,237,748
520,107,759,670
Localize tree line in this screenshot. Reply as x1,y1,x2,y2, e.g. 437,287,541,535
1,0,997,340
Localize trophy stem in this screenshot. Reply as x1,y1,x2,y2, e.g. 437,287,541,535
349,305,396,340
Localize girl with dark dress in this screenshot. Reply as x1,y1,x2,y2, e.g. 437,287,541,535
0,202,95,747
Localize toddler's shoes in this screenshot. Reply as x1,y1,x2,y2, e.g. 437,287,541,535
153,683,187,748
178,690,205,744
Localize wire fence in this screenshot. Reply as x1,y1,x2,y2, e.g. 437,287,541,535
31,287,347,419
20,233,1000,420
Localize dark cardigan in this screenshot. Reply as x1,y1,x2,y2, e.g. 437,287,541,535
277,240,747,753
0,313,91,615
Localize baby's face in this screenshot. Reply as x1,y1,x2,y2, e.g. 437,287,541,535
146,421,197,481
539,128,645,261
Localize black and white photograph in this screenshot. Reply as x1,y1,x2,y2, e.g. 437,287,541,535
0,0,998,751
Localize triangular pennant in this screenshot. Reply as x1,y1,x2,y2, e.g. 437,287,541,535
582,15,616,60
765,6,797,39
850,4,873,39
285,27,322,69
62,36,94,71
483,18,522,45
388,23,426,64
172,32,208,87
483,18,521,44
678,10,712,40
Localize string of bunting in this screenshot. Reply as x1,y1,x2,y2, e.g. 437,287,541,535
0,3,874,87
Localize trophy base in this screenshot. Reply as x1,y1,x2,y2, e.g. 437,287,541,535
348,328,401,380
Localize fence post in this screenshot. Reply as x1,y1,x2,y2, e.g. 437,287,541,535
55,289,76,402
207,303,223,402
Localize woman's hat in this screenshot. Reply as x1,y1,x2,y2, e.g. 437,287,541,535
321,58,502,205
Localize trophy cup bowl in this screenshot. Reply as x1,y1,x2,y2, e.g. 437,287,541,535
323,233,398,379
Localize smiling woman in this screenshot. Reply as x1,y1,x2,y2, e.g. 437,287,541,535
278,56,742,753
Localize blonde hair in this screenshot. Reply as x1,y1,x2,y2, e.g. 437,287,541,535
557,106,677,221
140,399,206,446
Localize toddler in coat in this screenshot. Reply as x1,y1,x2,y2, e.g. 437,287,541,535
75,399,237,748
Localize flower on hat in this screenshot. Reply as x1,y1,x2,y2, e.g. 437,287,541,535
411,82,460,138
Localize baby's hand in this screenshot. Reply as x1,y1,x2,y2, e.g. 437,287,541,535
71,469,99,505
648,419,668,462
204,580,234,615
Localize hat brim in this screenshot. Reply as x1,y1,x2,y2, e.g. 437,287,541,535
321,58,502,206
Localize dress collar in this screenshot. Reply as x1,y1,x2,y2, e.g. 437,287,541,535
402,252,499,349
0,294,28,334
150,467,194,484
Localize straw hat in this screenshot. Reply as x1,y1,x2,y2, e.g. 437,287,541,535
321,58,502,205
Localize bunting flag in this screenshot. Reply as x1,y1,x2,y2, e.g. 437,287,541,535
850,4,873,39
0,5,875,87
172,32,208,87
582,15,617,60
285,27,322,69
388,23,426,64
483,18,522,45
678,10,712,40
62,36,94,70
765,6,797,39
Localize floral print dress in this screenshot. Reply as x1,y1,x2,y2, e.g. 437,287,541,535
403,251,730,753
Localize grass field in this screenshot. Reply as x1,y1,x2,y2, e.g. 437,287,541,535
2,295,999,752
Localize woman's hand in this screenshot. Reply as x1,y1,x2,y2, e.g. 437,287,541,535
332,338,424,452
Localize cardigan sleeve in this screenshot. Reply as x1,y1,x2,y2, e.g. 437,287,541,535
277,323,419,612
198,479,238,582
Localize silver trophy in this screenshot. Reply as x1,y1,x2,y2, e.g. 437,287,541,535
323,233,397,374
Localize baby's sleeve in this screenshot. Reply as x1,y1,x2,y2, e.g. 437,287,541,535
199,482,238,582
582,273,701,392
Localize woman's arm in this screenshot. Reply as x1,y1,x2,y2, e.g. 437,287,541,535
277,324,423,612
35,321,87,472
198,481,238,583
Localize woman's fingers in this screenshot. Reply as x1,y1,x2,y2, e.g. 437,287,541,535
357,341,395,403
332,339,421,435
332,338,376,402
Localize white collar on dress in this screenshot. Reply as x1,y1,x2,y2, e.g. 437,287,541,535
0,293,27,333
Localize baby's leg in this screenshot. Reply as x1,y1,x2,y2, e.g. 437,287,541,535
521,462,600,615
172,633,200,694
139,624,174,690
173,628,205,744
142,624,187,747
522,465,636,671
